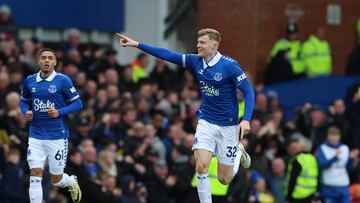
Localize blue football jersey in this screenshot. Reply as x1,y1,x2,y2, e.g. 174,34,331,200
21,71,80,140
182,52,250,126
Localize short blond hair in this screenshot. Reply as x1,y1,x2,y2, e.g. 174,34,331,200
198,28,221,42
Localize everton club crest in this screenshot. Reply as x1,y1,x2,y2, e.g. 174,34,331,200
48,85,57,93
214,72,222,81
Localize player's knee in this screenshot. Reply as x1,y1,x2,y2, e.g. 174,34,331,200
51,174,63,184
218,174,232,185
30,168,43,177
196,161,209,174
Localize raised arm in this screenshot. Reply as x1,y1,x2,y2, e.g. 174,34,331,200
116,33,183,66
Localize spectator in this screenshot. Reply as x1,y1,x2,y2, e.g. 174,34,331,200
119,175,138,203
328,99,350,143
346,18,360,76
74,71,87,95
248,170,275,203
94,48,124,79
88,173,123,203
119,64,137,94
20,40,38,75
267,157,286,203
94,110,123,147
81,145,100,178
0,5,18,42
0,71,11,108
170,145,193,203
269,21,305,78
134,182,148,203
316,126,359,203
265,50,299,84
252,92,270,122
146,159,173,203
0,146,25,203
300,107,329,150
132,53,149,83
63,28,81,52
157,91,180,117
8,63,24,92
98,149,118,177
346,44,360,76
345,81,360,149
286,137,318,203
150,58,176,92
144,123,167,161
4,92,28,156
301,26,332,77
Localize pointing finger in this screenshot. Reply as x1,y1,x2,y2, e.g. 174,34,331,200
115,33,125,39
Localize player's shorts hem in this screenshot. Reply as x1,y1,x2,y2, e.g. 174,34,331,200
192,146,214,155
49,169,64,175
27,160,45,170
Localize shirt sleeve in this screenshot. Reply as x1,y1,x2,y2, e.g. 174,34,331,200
62,76,80,102
58,99,83,116
230,64,255,121
138,43,183,65
20,78,30,115
20,78,31,101
183,54,200,72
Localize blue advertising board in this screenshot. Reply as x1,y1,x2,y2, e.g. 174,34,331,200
1,0,124,32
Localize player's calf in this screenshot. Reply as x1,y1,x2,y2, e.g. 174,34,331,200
218,174,233,185
217,164,234,185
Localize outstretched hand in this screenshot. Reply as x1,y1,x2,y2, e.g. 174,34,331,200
115,33,139,47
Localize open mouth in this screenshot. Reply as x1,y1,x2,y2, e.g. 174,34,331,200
44,64,50,68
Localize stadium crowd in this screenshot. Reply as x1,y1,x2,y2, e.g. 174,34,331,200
1,4,360,203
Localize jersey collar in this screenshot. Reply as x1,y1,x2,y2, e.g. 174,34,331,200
36,71,57,82
202,52,222,69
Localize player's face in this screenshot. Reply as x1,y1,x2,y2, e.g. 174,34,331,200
197,35,218,59
38,51,57,74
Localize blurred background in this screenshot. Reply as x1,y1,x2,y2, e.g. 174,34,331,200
0,0,360,203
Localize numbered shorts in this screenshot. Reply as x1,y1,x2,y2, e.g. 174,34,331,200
192,119,239,166
27,138,68,175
